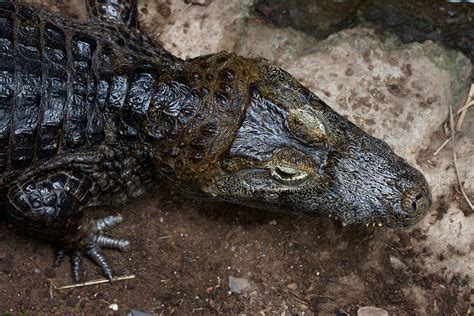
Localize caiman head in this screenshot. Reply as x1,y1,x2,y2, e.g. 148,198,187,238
200,60,431,227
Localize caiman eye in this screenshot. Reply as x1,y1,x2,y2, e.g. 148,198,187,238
288,108,328,142
270,165,309,183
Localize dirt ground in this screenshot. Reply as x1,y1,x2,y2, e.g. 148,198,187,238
0,0,473,315
1,189,471,315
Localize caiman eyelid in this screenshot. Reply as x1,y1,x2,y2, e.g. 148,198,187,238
270,165,309,182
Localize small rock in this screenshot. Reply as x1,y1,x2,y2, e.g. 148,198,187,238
228,276,250,294
357,306,389,316
269,220,277,225
108,303,119,311
287,283,298,290
389,256,407,270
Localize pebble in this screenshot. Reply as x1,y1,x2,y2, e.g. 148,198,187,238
287,283,298,290
389,256,407,270
357,306,389,316
108,304,119,311
228,276,250,294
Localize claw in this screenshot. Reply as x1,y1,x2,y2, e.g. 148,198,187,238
87,246,113,281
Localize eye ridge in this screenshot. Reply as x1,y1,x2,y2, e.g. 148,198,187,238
288,108,328,143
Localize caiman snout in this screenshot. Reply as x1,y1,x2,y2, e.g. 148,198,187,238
328,130,432,227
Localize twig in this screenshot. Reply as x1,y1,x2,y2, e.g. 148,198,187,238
57,275,136,290
456,101,473,131
288,289,309,305
449,105,474,210
456,108,467,131
455,100,473,116
293,296,309,305
433,138,450,156
434,94,472,155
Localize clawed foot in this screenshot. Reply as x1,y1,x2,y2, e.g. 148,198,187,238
53,215,130,282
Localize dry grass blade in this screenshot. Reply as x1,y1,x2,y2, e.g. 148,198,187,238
455,100,473,116
449,105,473,211
433,138,450,156
455,101,473,131
57,275,136,290
435,93,472,155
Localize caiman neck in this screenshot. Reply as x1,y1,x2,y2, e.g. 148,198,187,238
143,52,262,194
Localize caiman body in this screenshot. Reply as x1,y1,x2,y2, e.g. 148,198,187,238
0,0,431,281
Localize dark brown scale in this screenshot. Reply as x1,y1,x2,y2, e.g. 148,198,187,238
10,6,42,170
39,23,67,158
121,72,157,130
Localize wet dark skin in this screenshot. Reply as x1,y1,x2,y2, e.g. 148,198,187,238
0,0,431,281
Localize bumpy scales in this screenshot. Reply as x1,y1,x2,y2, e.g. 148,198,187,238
0,0,431,281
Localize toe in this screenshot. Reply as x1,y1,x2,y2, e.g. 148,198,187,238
93,234,130,251
71,251,83,282
94,215,123,231
87,245,113,281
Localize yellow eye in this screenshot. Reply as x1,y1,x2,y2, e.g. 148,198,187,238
288,108,328,142
270,165,309,183
266,149,316,184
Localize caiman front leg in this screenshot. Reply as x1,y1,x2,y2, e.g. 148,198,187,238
7,170,129,281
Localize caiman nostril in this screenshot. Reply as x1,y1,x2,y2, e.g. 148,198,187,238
411,193,424,211
403,189,430,218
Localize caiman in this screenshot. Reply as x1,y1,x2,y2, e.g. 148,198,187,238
0,0,431,281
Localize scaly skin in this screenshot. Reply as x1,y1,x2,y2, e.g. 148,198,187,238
0,0,431,281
